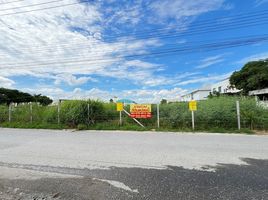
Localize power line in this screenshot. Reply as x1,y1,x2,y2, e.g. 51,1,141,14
1,14,267,52
0,0,25,5
1,35,267,69
0,0,67,12
0,0,92,16
1,19,266,58
108,10,268,38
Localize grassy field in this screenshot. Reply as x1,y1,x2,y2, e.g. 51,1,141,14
0,96,267,133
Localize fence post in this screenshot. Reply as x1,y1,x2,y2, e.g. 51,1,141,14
119,111,122,126
191,111,195,131
157,104,160,128
30,102,33,123
87,103,89,124
236,100,241,130
8,103,12,122
57,100,61,125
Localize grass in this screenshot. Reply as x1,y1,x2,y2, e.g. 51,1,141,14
0,122,67,130
0,96,267,134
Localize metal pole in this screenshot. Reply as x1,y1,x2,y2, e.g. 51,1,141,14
30,102,33,123
191,110,195,131
236,100,241,130
8,103,11,122
123,109,145,128
157,104,160,128
119,111,122,126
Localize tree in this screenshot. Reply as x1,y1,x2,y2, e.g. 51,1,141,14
230,59,268,95
0,88,52,105
160,99,167,104
34,94,53,106
109,98,114,103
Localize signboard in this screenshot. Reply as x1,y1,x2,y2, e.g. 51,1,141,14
116,102,124,111
189,100,197,111
130,104,152,118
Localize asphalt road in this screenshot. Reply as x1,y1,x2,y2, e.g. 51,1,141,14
0,128,267,199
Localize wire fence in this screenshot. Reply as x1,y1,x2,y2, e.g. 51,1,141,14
0,97,267,131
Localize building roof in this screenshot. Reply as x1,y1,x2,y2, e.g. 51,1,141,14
116,99,136,104
249,88,268,95
181,89,210,97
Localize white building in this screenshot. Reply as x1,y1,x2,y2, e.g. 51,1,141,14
181,88,211,101
211,78,240,94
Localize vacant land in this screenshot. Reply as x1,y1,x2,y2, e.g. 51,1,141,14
0,128,267,199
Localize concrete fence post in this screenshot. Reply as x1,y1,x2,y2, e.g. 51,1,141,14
157,104,160,128
8,103,12,122
57,100,61,125
30,102,33,123
236,100,241,130
191,110,195,131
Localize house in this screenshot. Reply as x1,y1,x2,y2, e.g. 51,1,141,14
181,87,211,101
211,78,240,94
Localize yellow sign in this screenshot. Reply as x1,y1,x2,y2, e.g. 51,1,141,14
130,104,151,113
189,100,197,111
116,102,124,111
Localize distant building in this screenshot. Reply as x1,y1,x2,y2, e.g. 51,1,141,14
211,78,240,94
181,87,211,101
249,88,268,100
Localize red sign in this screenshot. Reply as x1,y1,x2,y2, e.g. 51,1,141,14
130,104,152,119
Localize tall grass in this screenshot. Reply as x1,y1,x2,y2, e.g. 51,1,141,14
0,96,267,132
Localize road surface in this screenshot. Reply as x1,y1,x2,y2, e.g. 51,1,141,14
0,128,267,199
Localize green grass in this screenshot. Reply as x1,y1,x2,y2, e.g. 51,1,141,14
0,122,66,130
0,96,267,134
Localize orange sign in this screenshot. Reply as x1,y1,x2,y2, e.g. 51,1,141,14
130,104,152,118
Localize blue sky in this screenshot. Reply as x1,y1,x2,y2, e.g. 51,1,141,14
0,0,268,102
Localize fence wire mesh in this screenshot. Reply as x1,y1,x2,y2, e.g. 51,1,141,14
0,97,267,131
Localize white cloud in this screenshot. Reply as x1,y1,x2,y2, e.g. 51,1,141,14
196,55,225,69
255,0,268,6
175,72,232,86
0,76,15,88
0,0,165,87
22,86,188,103
54,74,97,86
237,52,268,65
149,0,225,22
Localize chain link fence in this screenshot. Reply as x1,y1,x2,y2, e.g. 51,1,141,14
0,97,267,131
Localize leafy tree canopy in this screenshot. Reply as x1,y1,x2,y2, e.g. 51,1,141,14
0,88,52,105
230,59,268,95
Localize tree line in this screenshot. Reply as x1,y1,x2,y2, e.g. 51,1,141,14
0,88,53,106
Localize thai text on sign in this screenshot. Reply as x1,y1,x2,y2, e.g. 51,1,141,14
116,102,124,111
189,100,197,111
130,104,152,118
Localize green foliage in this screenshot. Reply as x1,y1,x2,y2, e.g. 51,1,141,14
0,88,52,105
160,99,167,104
33,94,53,106
60,100,105,127
230,59,268,94
0,97,267,132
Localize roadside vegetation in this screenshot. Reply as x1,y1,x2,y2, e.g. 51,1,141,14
0,96,267,133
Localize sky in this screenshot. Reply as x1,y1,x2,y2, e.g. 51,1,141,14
0,0,268,103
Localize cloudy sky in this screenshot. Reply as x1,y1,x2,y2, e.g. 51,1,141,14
0,0,268,102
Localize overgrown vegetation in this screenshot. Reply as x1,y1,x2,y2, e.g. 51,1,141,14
0,88,52,106
230,59,268,94
0,96,267,133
